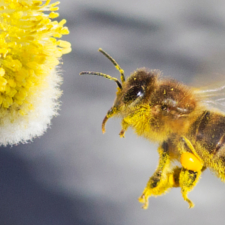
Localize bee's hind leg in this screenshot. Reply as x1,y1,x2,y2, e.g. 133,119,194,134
177,168,201,208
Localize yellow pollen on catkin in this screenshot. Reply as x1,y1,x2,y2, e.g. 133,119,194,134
0,0,71,117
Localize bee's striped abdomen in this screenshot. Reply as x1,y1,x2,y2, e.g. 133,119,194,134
189,110,225,179
190,111,225,154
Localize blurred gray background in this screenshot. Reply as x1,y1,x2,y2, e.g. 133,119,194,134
2,0,225,224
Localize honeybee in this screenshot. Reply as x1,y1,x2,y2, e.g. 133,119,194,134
80,48,225,209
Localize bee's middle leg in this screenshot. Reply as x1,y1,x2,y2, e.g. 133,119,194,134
138,141,176,209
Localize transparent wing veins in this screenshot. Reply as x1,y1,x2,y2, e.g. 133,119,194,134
194,82,225,111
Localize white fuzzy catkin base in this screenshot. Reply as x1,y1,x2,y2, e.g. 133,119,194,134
0,69,62,146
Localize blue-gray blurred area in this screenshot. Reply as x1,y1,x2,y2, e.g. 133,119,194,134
2,0,225,224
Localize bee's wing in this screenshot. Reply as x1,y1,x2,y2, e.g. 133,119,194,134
193,81,225,111
191,52,225,111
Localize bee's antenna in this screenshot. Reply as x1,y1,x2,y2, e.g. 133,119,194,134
79,71,122,89
98,48,125,83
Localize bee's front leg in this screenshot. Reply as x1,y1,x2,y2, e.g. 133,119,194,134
138,141,175,209
119,119,129,138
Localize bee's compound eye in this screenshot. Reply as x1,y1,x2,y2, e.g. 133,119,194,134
180,152,203,172
123,86,144,103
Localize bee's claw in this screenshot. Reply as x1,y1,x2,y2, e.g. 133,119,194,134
188,201,195,209
138,189,151,209
182,193,195,209
119,129,125,138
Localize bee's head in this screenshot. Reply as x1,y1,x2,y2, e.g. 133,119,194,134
80,49,158,133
